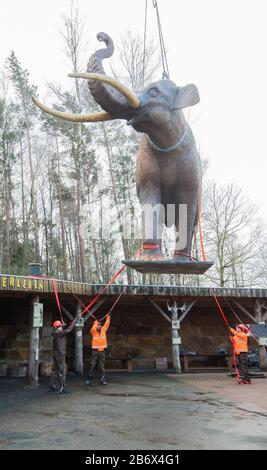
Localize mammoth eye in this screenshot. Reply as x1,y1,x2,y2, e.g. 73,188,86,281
149,87,159,97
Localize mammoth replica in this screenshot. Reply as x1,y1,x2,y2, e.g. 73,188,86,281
33,32,212,274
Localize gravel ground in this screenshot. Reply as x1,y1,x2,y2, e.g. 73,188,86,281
0,371,267,450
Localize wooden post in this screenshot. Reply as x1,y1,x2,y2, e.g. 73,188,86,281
148,297,198,374
74,305,84,375
127,358,133,372
258,345,267,370
27,295,40,386
254,300,267,370
183,355,189,372
171,307,182,374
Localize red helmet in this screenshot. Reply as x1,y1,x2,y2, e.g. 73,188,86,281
53,320,62,328
238,324,248,332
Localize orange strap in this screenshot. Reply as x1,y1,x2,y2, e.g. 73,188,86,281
198,191,229,326
197,191,206,262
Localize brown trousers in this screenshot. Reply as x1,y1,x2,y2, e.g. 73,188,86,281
89,350,106,377
50,355,66,389
238,352,249,378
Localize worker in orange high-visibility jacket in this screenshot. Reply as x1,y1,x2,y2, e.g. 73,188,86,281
85,314,111,386
229,324,249,380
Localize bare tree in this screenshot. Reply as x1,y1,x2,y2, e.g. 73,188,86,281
202,181,265,287
57,2,89,282
111,30,161,90
6,52,41,263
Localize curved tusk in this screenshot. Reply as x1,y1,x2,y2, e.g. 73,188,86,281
32,96,113,122
68,72,141,109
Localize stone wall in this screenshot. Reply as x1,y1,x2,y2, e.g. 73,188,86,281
0,298,54,372
181,306,232,353
0,299,30,366
0,296,250,373
82,303,172,370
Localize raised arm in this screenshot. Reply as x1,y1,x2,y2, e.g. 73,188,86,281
229,327,246,339
103,314,111,332
57,318,77,337
90,320,99,336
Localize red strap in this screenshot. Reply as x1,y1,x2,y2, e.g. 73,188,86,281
81,247,142,318
81,264,126,317
98,288,126,322
210,287,229,327
143,244,160,249
68,287,86,309
197,191,207,262
197,191,245,383
52,279,64,324
197,191,229,326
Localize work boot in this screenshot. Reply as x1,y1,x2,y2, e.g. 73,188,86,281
58,374,64,393
242,377,251,384
85,376,93,385
59,386,71,394
100,376,107,385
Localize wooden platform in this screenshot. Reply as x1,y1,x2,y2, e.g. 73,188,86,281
122,259,214,275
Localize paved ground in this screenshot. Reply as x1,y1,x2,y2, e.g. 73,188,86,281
0,371,267,450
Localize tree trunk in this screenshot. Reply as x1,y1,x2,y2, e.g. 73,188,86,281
102,124,132,284
72,141,86,282
3,164,11,269
40,189,49,274
26,123,40,262
54,132,68,279
87,189,101,279
19,139,27,247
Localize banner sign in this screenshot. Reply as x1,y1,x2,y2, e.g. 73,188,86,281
0,275,44,292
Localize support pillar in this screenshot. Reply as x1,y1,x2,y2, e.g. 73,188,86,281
27,295,40,386
75,305,84,375
171,308,181,374
148,298,197,374
258,346,267,370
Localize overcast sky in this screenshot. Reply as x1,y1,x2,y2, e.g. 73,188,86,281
1,0,267,220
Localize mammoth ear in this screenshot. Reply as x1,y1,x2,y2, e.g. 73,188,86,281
175,84,200,109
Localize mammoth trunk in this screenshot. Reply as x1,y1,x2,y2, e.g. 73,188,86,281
87,32,129,119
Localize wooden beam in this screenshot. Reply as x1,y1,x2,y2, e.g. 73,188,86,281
233,300,257,323
27,295,40,386
83,297,108,322
179,300,197,323
147,298,171,323
61,305,74,321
